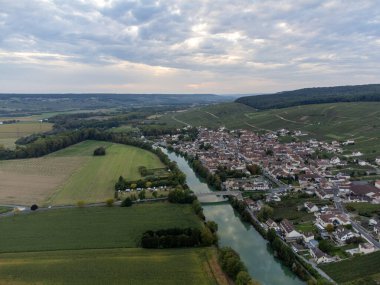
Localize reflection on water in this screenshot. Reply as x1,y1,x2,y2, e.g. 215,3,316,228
163,149,304,285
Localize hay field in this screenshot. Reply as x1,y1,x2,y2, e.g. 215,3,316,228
0,140,165,206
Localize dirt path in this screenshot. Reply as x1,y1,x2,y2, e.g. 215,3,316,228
204,111,219,119
171,115,191,126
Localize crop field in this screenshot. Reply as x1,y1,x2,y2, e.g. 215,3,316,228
0,248,218,285
0,203,200,252
159,102,380,157
0,122,53,149
0,140,165,206
346,202,380,217
320,251,380,284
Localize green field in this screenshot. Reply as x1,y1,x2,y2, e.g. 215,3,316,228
48,141,166,205
0,203,200,252
0,248,217,285
0,201,224,285
346,202,380,217
0,140,166,206
320,251,380,284
159,102,380,158
0,122,53,149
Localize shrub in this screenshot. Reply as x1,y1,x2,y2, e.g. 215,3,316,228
77,200,85,208
121,197,133,207
93,146,106,156
30,204,39,211
106,198,114,207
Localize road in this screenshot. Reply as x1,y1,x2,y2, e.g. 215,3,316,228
333,188,380,248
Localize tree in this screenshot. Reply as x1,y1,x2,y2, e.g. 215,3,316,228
325,224,334,233
206,221,218,233
93,146,106,156
145,181,152,188
152,191,158,198
236,271,252,285
257,205,274,222
201,227,216,246
121,197,133,207
77,200,85,208
130,183,137,190
138,190,146,200
106,198,114,207
30,204,38,211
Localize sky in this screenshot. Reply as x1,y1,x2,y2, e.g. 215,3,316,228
0,0,379,94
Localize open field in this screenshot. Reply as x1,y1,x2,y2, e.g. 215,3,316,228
346,202,380,217
0,140,165,206
0,122,53,149
0,203,200,252
0,248,218,285
320,251,380,284
159,102,380,158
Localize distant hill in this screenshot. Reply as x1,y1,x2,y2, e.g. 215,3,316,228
158,101,380,158
235,84,380,109
0,93,232,116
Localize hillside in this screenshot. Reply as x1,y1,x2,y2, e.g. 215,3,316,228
158,102,380,158
236,84,380,109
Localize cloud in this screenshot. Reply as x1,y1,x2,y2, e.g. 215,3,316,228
0,0,379,93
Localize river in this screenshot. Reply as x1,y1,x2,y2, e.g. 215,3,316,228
164,149,304,285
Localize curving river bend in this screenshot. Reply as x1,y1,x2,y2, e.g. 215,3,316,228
164,149,304,285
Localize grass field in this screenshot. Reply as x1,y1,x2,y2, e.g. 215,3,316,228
0,140,165,206
320,251,380,284
158,102,380,158
0,122,52,149
0,248,218,285
0,203,200,253
346,202,380,217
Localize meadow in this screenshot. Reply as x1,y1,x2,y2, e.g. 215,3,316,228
0,248,218,285
159,102,380,158
0,140,165,206
0,203,201,252
0,121,52,149
320,251,380,284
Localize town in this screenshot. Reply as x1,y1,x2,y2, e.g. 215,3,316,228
163,127,380,269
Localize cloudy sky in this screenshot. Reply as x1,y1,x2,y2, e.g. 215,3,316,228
0,0,379,94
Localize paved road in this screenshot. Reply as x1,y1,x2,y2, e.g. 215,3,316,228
333,189,380,248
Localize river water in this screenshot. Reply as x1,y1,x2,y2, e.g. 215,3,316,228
164,149,304,285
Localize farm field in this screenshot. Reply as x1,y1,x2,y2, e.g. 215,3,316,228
0,140,165,206
159,102,380,158
0,248,218,285
320,251,380,284
0,122,53,149
346,202,380,217
0,203,201,253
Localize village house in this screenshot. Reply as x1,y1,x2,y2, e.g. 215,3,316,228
333,227,357,244
280,219,302,241
302,232,315,243
309,247,334,264
304,202,319,213
265,219,280,231
359,243,375,254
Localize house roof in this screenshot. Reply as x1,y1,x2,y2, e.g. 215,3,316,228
280,219,295,234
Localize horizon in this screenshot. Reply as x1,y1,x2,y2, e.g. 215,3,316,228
1,1,379,93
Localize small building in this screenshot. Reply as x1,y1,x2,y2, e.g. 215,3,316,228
280,219,302,241
359,243,375,254
266,219,279,231
304,202,319,213
302,232,315,243
309,247,334,264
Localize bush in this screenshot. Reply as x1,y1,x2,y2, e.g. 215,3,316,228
121,197,133,207
77,200,85,208
30,204,39,211
93,146,106,156
106,198,114,207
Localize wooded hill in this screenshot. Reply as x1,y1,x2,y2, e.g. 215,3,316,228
236,84,380,109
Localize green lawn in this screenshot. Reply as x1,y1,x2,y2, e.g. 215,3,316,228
346,202,380,217
47,140,165,205
0,207,11,214
0,203,201,253
0,248,217,285
320,251,380,284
